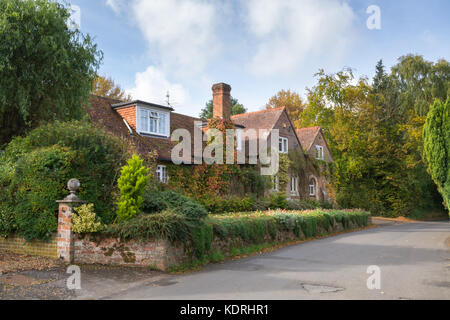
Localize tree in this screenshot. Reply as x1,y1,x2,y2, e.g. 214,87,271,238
92,76,131,101
423,99,450,212
199,97,247,119
299,56,449,217
266,89,305,127
0,0,102,146
0,121,132,240
116,155,150,222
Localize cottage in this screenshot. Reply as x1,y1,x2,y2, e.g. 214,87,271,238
86,82,333,202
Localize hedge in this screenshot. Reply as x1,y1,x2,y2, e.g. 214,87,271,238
101,209,370,259
209,210,370,243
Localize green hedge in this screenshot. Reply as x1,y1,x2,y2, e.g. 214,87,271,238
99,209,370,260
143,189,208,220
103,210,194,243
209,210,370,243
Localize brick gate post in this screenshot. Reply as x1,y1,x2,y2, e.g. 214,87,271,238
56,179,84,263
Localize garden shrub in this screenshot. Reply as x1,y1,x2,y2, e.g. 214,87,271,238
0,203,15,238
104,209,193,243
71,204,104,233
5,145,75,240
116,155,150,222
143,189,208,220
0,120,131,240
191,221,214,258
268,192,288,209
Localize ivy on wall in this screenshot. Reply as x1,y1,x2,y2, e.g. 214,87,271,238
164,117,270,200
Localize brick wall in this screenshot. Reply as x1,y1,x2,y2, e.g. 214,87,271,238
73,235,188,271
116,105,137,130
0,234,58,259
70,218,366,271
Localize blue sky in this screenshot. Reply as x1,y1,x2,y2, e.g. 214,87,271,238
66,0,450,117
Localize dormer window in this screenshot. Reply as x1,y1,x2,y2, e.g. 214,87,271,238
138,106,170,137
315,145,324,160
279,137,288,153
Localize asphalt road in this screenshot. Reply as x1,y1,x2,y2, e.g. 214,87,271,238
104,221,450,299
99,219,449,300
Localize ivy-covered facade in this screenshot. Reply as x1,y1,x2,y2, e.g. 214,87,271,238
87,82,334,203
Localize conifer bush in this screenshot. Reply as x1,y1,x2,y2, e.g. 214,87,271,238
116,155,150,222
423,98,450,212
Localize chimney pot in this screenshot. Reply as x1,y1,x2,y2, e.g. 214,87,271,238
212,83,231,120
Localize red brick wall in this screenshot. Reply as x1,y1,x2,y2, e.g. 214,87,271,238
116,105,137,130
0,235,57,259
73,235,188,271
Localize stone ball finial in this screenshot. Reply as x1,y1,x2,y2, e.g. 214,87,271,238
64,178,81,201
67,178,80,193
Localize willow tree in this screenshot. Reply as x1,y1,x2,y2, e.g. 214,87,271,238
0,0,102,146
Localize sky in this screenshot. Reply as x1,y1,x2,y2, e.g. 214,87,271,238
66,0,450,117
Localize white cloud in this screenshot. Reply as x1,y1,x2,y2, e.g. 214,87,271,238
105,0,124,15
127,66,189,111
246,0,357,76
131,0,219,75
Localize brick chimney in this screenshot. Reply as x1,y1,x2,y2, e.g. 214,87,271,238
212,83,231,120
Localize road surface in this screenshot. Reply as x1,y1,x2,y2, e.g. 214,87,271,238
86,219,450,300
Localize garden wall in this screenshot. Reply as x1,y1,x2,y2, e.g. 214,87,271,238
71,216,369,271
73,235,187,271
0,234,58,259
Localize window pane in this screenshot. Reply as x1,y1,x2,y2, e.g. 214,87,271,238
159,113,166,134
150,118,157,133
140,109,148,132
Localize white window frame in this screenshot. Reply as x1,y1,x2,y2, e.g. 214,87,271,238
156,165,169,184
290,175,297,194
137,106,170,137
279,137,288,154
272,175,279,191
315,145,324,160
309,178,316,196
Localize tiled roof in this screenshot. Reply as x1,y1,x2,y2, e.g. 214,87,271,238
295,126,321,151
86,95,200,161
231,107,285,130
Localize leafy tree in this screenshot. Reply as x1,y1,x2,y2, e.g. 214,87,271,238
199,97,246,119
0,0,102,146
92,75,131,101
0,121,131,240
116,155,150,222
266,89,305,127
423,99,450,212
